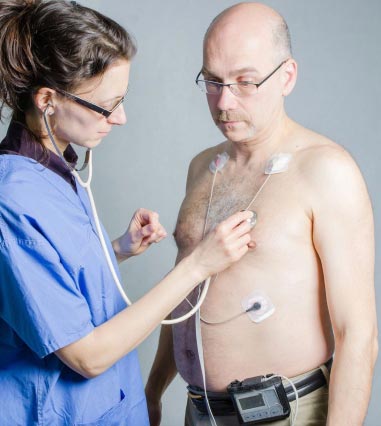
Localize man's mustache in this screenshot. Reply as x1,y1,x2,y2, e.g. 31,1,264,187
215,110,247,122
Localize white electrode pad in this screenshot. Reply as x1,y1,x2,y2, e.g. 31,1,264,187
241,291,275,323
265,153,292,175
209,152,230,174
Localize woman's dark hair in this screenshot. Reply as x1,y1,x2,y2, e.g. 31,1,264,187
0,0,137,120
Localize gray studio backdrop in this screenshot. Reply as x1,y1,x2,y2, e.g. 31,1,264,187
0,0,379,424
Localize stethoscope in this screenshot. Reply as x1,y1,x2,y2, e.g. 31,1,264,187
43,105,211,325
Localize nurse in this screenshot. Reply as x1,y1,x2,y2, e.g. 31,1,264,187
0,1,254,425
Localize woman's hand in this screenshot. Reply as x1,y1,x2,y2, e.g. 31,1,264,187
112,208,167,262
189,210,255,280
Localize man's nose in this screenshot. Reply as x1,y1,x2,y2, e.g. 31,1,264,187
216,85,238,111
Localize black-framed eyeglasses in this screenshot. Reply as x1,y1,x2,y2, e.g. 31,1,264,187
195,59,289,97
55,88,128,118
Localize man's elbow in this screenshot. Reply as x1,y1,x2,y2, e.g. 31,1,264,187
359,327,377,367
336,324,378,363
365,322,379,366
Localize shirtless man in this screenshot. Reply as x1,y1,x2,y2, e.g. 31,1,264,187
146,3,378,425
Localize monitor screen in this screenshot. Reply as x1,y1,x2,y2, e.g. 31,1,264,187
239,394,265,410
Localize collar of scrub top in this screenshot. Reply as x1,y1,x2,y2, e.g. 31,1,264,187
0,120,78,192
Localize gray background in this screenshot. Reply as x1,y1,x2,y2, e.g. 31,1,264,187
1,0,379,424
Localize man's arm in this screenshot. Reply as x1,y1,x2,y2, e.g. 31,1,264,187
145,322,178,426
308,145,378,426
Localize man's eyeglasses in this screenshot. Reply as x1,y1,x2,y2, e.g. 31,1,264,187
195,60,289,97
55,88,128,118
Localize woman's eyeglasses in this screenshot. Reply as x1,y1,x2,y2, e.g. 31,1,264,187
55,88,128,118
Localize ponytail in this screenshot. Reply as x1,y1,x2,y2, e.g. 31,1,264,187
0,0,43,119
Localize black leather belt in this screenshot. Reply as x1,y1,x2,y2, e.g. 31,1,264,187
188,359,332,416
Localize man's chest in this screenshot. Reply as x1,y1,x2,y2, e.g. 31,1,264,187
174,170,310,254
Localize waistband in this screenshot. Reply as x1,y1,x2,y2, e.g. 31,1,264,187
187,358,332,416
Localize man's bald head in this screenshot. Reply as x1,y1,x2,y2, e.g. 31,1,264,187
204,2,292,64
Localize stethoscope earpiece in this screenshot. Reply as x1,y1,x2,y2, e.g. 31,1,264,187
46,103,54,116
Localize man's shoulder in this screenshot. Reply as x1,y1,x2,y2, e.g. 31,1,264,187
292,127,359,180
291,126,367,205
187,142,226,178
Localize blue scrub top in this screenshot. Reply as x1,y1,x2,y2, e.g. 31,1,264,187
0,154,149,425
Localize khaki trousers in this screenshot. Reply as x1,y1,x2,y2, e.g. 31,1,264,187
184,366,329,426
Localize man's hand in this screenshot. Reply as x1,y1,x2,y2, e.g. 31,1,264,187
112,208,167,261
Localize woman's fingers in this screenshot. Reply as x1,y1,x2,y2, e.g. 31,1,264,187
213,210,254,247
215,209,253,233
139,224,167,246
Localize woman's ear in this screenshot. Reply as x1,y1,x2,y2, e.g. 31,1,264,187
33,87,56,115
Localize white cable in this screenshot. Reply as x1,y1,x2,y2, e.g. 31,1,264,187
265,374,299,426
195,309,218,426
185,277,247,325
202,169,218,237
161,278,211,325
245,173,272,211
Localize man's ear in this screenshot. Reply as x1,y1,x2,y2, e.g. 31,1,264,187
33,87,56,115
282,59,297,97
